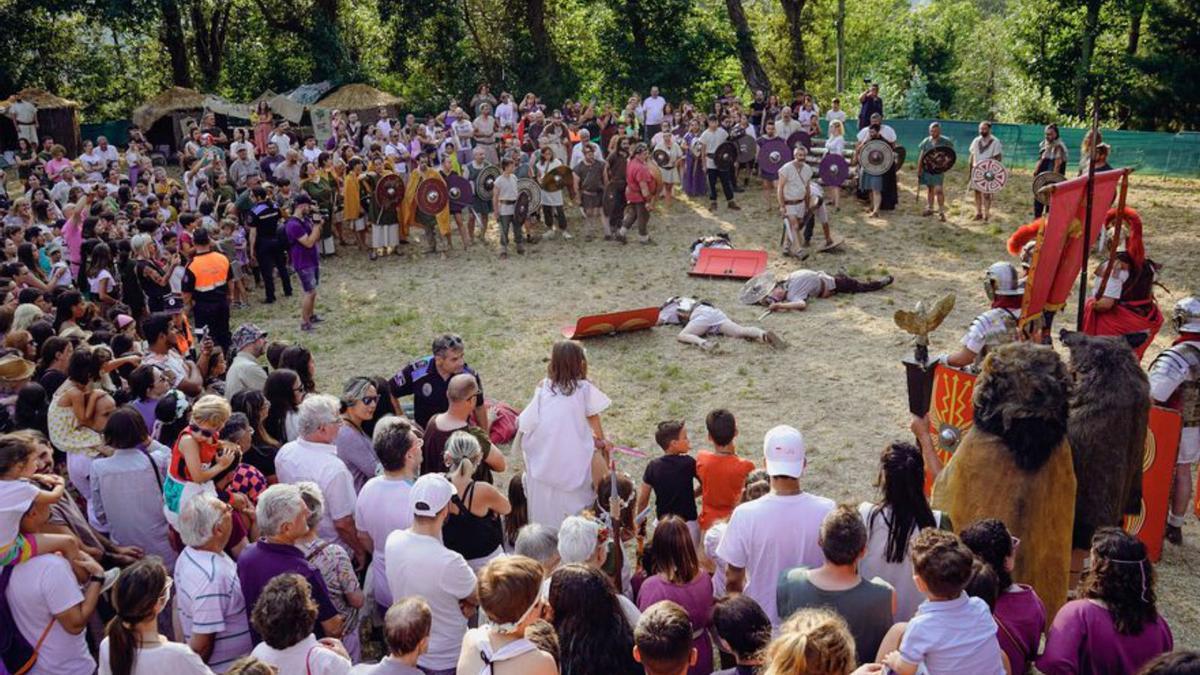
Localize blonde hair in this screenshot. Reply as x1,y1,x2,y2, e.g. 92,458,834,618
191,394,232,427
443,430,482,478
762,608,855,675
829,120,844,137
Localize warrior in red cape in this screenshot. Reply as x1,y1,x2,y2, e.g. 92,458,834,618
1008,207,1162,361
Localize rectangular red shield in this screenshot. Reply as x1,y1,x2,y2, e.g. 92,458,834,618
925,364,978,494
561,307,661,340
689,248,769,280
1124,405,1182,562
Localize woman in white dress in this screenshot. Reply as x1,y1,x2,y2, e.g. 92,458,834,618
857,441,947,622
518,340,613,531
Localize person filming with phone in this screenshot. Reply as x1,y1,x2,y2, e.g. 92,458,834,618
857,81,884,130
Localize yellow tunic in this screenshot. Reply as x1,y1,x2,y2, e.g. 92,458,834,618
343,171,363,221
401,168,450,236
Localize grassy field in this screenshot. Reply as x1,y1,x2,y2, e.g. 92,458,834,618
235,165,1200,648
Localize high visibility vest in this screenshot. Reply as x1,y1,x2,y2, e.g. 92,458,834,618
186,251,230,293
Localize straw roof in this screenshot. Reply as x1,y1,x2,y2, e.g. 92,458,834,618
0,87,79,112
132,86,209,129
315,83,403,111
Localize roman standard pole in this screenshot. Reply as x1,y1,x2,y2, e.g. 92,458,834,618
1077,97,1101,330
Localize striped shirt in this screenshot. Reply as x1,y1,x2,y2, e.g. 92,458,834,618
175,547,253,673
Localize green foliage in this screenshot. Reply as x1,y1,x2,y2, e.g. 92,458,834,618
903,69,941,118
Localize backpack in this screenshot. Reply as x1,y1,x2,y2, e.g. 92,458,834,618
0,563,53,675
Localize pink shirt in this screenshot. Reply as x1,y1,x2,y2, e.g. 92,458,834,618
63,214,84,272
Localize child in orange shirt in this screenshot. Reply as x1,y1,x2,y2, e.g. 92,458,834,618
695,409,756,531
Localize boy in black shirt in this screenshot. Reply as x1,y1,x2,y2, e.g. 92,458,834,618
636,420,701,546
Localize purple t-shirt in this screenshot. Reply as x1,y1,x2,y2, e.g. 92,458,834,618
1037,599,1172,675
994,585,1046,675
236,539,338,640
284,217,319,271
637,572,714,675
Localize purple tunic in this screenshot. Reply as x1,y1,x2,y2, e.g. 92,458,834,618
637,572,714,675
682,132,707,197
1036,599,1172,675
994,585,1046,675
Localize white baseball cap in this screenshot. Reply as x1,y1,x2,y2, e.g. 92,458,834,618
410,474,455,518
763,425,807,478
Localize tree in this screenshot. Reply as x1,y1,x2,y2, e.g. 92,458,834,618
724,0,772,97
779,0,809,92
158,0,193,86
189,0,236,89
903,68,941,117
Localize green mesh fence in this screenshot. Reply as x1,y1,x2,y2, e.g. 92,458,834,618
841,119,1200,177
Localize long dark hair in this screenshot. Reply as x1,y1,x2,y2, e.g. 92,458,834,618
1080,527,1159,635
104,557,168,675
869,442,936,563
37,336,71,373
548,564,639,675
363,375,397,438
53,290,83,330
503,472,527,549
231,389,279,449
279,346,315,394
264,368,300,442
960,518,1015,591
16,243,44,282
547,340,587,396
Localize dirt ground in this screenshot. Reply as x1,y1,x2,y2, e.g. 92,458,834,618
236,165,1200,648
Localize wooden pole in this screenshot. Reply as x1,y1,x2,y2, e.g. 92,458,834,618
1077,98,1101,330
1093,172,1129,301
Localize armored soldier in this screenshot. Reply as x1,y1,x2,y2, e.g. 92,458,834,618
1149,296,1200,545
943,262,1024,370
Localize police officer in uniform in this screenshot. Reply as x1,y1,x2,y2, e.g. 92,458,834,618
1149,296,1200,545
390,333,490,431
943,262,1025,370
181,228,232,350
247,185,292,303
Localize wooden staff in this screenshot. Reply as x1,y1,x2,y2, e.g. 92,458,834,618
1093,172,1129,301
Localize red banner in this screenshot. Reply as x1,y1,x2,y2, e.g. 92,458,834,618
1123,406,1182,562
1020,169,1127,329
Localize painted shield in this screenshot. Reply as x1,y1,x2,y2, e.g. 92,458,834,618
517,176,542,212
736,134,756,163
647,164,663,194
925,364,978,493
786,130,813,151
561,306,662,339
540,165,572,192
895,145,907,170
514,190,531,223
757,138,789,175
970,158,1008,194
819,153,851,187
446,174,473,210
415,177,449,216
653,149,672,169
860,139,895,176
1125,406,1182,562
714,141,739,171
691,139,705,157
603,182,625,219
374,173,404,210
921,146,957,175
474,164,500,201
1032,171,1066,205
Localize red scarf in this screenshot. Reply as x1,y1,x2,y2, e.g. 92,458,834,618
1173,332,1200,346
992,295,1023,311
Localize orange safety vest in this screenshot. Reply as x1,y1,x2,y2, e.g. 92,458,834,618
186,251,230,293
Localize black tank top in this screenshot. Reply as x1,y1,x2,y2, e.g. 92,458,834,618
442,480,503,561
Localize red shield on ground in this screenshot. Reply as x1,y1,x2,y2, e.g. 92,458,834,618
1124,406,1181,562
925,364,977,493
689,248,768,280
561,307,661,340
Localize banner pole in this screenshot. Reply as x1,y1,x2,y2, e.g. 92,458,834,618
1077,98,1101,331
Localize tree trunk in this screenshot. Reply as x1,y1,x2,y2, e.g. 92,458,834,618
836,0,845,92
779,0,808,93
524,0,555,85
724,0,772,97
1126,0,1145,54
625,0,648,54
310,0,348,80
1074,0,1103,117
159,0,193,87
190,0,233,90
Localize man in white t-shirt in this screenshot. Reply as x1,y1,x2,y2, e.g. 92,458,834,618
5,499,103,675
776,145,836,256
569,128,603,168
7,94,39,144
774,107,804,140
641,86,667,142
275,395,365,561
855,112,897,144
698,117,740,212
385,474,478,675
716,425,835,625
354,415,420,612
268,125,293,156
968,120,1003,221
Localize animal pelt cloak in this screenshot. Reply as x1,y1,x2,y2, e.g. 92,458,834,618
932,342,1076,617
1061,330,1149,549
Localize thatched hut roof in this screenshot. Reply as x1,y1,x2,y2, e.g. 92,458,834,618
314,84,403,112
0,88,79,112
132,86,210,129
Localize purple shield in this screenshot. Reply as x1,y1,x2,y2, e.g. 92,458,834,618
757,137,789,175
786,131,813,151
819,153,851,187
447,174,474,210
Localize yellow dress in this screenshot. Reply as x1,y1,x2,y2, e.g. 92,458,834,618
343,171,363,221
401,168,450,237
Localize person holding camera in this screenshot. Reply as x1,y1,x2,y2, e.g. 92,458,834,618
182,227,233,350
857,82,884,130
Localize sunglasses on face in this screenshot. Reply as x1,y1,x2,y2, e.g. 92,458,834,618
358,395,379,406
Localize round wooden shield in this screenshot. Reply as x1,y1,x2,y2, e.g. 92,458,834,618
757,138,789,175
819,154,851,187
517,176,542,212
603,182,625,219
920,146,957,175
415,177,449,216
515,191,531,223
690,140,704,157
540,165,572,192
648,164,663,194
474,164,500,200
1032,170,1066,205
970,158,1008,194
736,134,756,163
714,141,739,171
895,146,907,170
653,149,672,169
446,174,473,210
860,139,895,176
786,131,813,151
374,173,404,210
